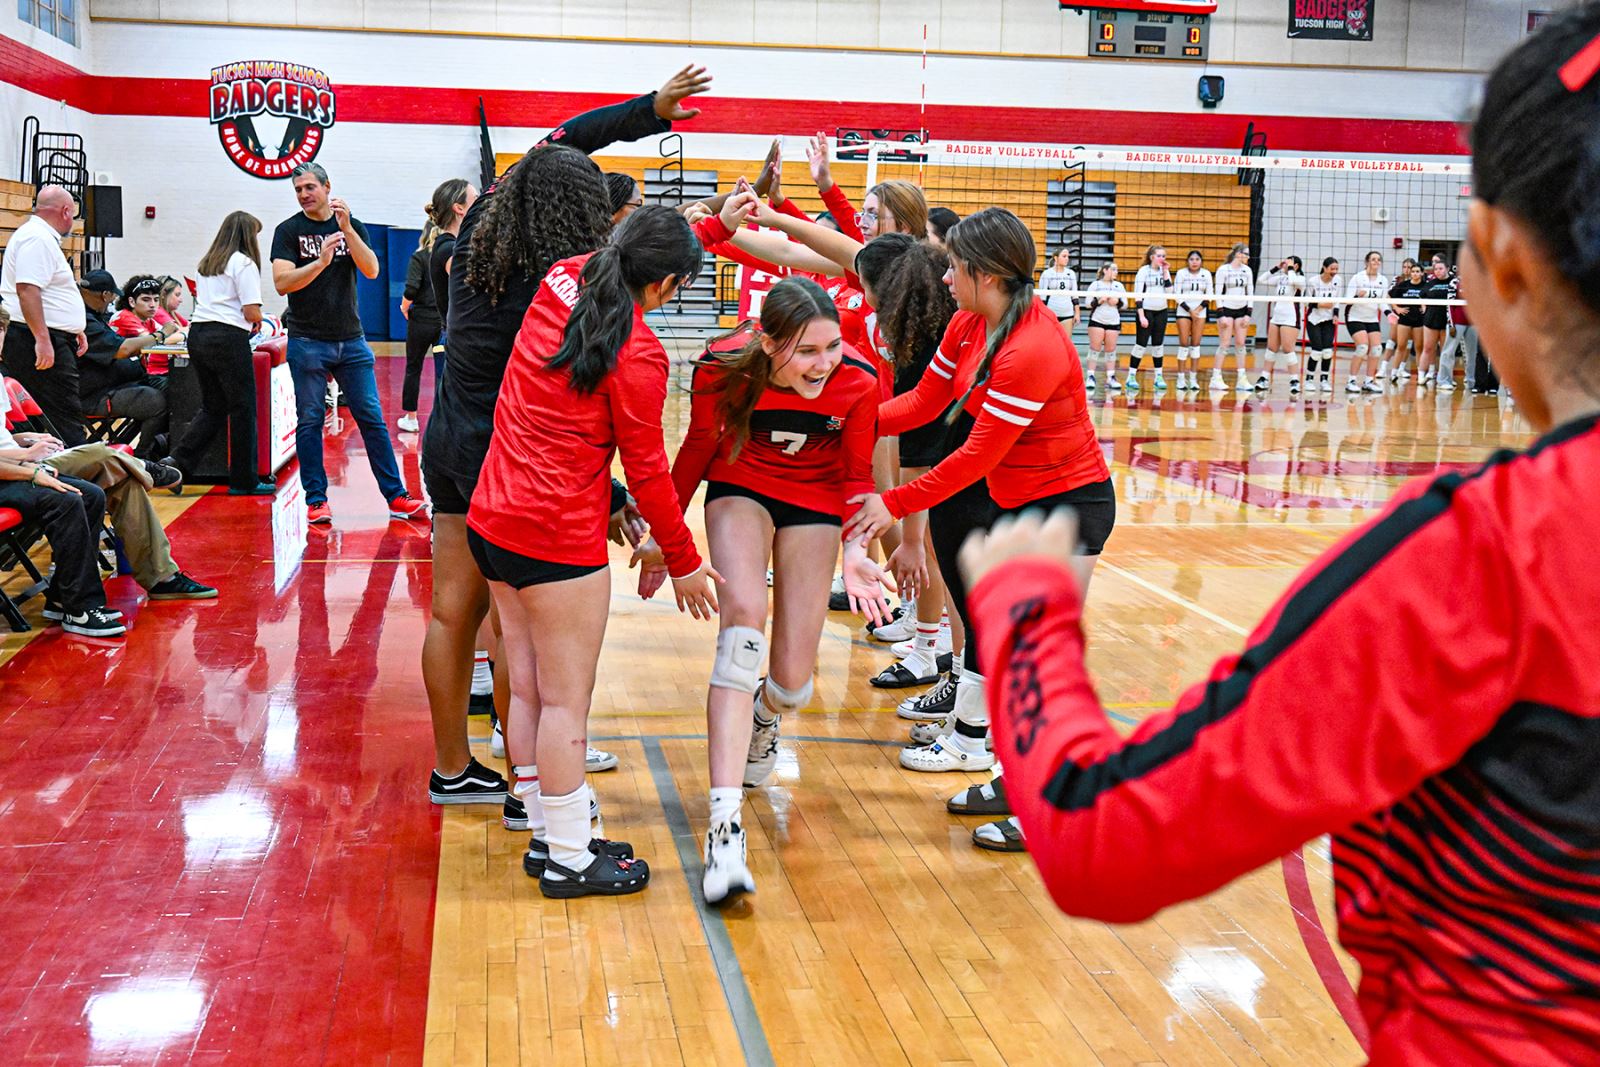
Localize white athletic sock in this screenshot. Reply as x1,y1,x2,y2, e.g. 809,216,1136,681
541,784,590,876
708,786,743,828
951,658,964,680
471,650,492,696
948,673,988,754
513,764,546,837
914,622,939,656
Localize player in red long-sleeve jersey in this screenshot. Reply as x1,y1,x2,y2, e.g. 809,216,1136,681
958,15,1600,1062
468,206,723,899
670,275,891,905
845,209,1114,809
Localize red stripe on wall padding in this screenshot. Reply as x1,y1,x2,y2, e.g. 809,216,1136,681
0,35,1469,155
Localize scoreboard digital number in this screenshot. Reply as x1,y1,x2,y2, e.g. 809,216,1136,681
1089,10,1209,61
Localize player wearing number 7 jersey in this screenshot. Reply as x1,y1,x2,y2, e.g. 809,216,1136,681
670,275,892,905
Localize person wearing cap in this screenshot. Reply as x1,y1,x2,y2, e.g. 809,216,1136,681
270,161,425,525
0,185,90,447
77,270,170,459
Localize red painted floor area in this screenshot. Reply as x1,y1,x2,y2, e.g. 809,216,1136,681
0,359,439,1066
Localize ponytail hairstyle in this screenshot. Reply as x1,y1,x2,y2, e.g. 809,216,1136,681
426,178,472,234
1096,261,1117,282
1143,243,1165,267
1287,254,1304,274
197,210,262,276
419,219,440,252
875,241,957,370
548,204,704,395
943,207,1037,420
927,206,960,243
704,276,838,459
1228,242,1250,264
867,179,929,238
466,144,612,306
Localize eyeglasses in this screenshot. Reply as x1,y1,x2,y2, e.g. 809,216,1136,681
855,208,879,225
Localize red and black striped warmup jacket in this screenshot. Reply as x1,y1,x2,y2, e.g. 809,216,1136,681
969,413,1600,1066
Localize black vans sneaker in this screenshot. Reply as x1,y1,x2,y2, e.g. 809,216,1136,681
428,757,507,805
145,459,184,495
62,607,127,638
148,573,218,600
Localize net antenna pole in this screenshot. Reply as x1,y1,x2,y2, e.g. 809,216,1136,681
1059,149,1088,279
1238,120,1269,280
919,22,928,185
865,140,882,191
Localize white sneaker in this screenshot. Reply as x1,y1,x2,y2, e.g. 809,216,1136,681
1397,366,1412,381
1437,380,1455,393
490,720,506,758
702,820,755,905
1288,377,1301,395
899,735,995,773
830,574,845,596
586,746,618,773
1320,376,1333,393
910,712,955,746
897,672,958,722
1085,372,1096,392
869,608,917,644
1254,374,1270,391
1364,377,1384,393
397,412,420,433
1345,378,1361,394
1234,373,1252,394
1123,374,1140,393
1106,376,1123,392
744,705,780,787
1209,372,1227,391
1152,372,1167,391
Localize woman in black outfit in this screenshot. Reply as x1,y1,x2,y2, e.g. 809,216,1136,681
397,220,442,433
168,211,275,494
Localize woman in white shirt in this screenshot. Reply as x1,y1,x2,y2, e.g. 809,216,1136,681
1212,243,1255,392
167,211,273,495
1262,255,1305,392
1037,248,1080,340
1344,251,1389,393
1303,257,1343,394
1129,244,1173,393
1172,250,1213,392
1084,262,1127,393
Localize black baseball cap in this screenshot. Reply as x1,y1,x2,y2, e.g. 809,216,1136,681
78,270,120,295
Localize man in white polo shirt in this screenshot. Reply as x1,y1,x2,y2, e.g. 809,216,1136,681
2,185,90,446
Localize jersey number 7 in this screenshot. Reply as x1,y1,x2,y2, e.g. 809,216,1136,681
770,431,808,455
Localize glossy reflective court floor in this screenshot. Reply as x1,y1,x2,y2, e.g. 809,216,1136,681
0,356,1530,1066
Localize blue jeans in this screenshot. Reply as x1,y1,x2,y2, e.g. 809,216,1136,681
286,334,405,505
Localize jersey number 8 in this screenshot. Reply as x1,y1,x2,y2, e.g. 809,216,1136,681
770,431,808,455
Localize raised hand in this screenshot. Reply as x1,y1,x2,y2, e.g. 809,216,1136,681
806,132,834,192
719,189,760,232
843,540,896,626
330,197,352,230
318,231,347,266
958,507,1081,591
656,64,712,122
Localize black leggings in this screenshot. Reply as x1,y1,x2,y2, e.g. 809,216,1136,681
402,316,442,412
173,321,258,489
1134,308,1169,350
928,471,996,675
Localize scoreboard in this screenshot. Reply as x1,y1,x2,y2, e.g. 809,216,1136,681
1089,10,1210,61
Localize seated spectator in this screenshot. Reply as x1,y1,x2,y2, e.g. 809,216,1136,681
1,381,215,619
153,277,190,333
110,274,185,375
77,271,170,459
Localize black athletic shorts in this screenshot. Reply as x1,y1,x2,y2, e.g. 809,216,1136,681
1423,307,1449,331
1346,319,1381,336
996,478,1117,557
422,457,477,515
1215,307,1249,321
466,528,606,589
1135,308,1169,348
705,481,841,529
1307,320,1336,351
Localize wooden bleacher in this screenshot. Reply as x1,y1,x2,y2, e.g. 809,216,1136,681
0,178,85,264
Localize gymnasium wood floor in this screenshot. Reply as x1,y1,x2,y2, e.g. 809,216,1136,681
0,354,1528,1065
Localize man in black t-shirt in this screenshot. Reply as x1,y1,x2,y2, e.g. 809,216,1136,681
270,162,424,525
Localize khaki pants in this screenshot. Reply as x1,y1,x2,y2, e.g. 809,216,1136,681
43,443,179,590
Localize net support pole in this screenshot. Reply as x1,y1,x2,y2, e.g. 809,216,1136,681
866,141,882,191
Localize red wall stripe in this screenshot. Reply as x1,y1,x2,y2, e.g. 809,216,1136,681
0,33,1469,155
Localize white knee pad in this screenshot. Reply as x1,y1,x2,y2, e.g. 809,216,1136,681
711,625,766,693
1354,343,1369,360
761,675,813,716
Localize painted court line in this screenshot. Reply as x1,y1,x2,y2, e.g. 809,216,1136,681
640,738,777,1067
1099,561,1253,637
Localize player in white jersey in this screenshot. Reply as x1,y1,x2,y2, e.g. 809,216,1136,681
1172,250,1213,391
1128,244,1174,393
1084,263,1127,393
1303,258,1343,394
1037,248,1079,343
1262,255,1305,392
1343,251,1389,393
1212,243,1255,392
